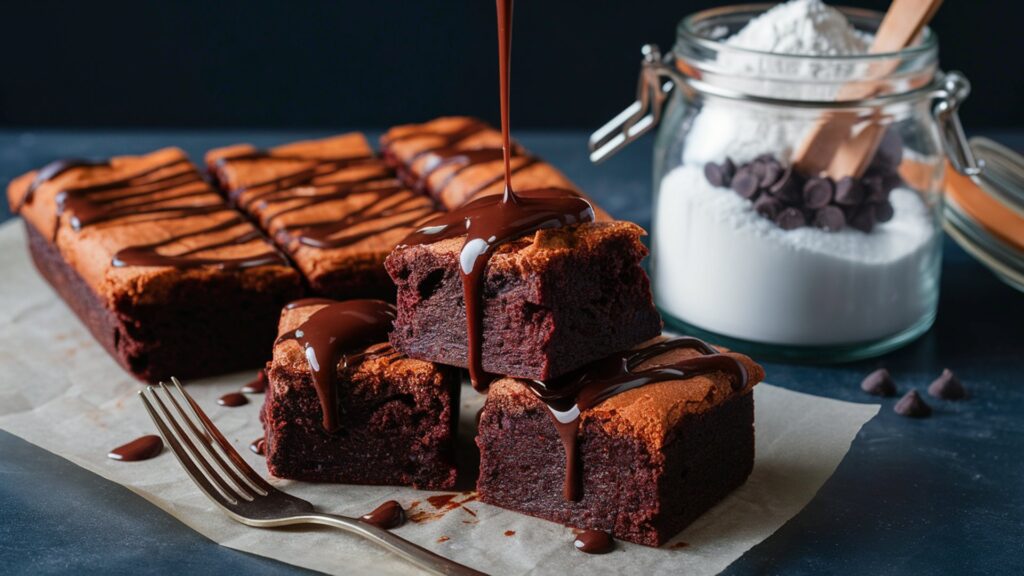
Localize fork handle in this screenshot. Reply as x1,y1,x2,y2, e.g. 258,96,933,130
300,513,488,576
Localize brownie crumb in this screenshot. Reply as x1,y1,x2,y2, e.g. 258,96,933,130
894,390,932,418
928,369,967,400
861,368,897,397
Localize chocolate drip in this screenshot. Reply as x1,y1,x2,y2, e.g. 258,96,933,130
573,530,614,554
108,434,163,462
527,337,749,501
219,152,435,251
27,154,287,270
249,437,266,455
398,0,595,390
361,500,407,530
276,299,396,432
217,392,248,407
284,297,339,310
241,370,268,394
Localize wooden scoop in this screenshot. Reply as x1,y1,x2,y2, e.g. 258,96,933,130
792,0,943,178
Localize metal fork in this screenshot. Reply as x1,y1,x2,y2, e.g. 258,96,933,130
139,377,485,576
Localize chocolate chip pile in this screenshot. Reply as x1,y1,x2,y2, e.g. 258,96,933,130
703,140,904,233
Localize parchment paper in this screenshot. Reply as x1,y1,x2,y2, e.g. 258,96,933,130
0,220,880,575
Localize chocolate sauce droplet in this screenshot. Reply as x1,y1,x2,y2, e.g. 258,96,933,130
241,370,267,394
361,500,407,530
928,368,967,400
894,389,932,418
861,368,897,397
217,392,249,407
573,530,614,554
249,437,266,455
109,435,163,462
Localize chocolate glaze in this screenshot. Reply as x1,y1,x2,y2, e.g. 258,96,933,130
249,437,266,455
241,370,268,394
361,500,407,530
23,153,288,270
217,392,249,407
399,0,595,390
573,529,614,554
108,434,163,462
527,337,749,501
215,150,434,251
276,299,396,432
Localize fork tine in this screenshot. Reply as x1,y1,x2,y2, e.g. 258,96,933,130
158,382,268,498
169,377,275,492
146,385,253,503
139,387,239,508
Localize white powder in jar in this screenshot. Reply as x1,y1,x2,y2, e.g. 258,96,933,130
654,0,940,347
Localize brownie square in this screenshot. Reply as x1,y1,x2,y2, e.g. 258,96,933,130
380,116,610,219
207,133,439,300
476,342,764,547
7,148,303,382
385,220,662,381
262,300,459,489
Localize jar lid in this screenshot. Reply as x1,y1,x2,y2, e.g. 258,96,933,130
944,137,1024,291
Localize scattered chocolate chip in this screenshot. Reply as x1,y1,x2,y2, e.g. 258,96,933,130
874,200,895,223
803,177,835,209
754,195,783,220
894,390,932,418
814,205,846,231
775,207,807,230
834,176,865,206
860,368,897,397
928,368,967,400
731,170,760,199
704,162,729,188
849,205,876,233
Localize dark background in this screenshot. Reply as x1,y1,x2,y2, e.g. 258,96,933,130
0,1,1021,131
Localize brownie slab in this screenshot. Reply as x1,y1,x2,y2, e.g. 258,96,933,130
7,148,303,382
476,341,764,547
385,221,662,381
380,116,609,219
262,300,459,489
207,133,439,300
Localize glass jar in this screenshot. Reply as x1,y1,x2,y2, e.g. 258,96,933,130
591,5,977,361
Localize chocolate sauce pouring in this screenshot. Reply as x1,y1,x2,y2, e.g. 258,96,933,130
399,0,595,390
527,337,749,501
19,155,288,270
276,299,396,432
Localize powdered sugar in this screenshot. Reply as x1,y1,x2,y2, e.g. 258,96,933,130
727,0,870,56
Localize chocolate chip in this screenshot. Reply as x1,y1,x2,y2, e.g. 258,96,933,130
873,129,904,169
769,167,802,204
860,368,897,397
775,207,806,230
803,177,834,209
861,175,884,202
874,200,894,223
813,205,846,231
704,162,729,188
722,157,736,180
849,205,876,233
731,170,760,199
761,161,783,188
928,368,967,400
750,161,766,181
754,195,783,220
894,390,932,418
834,176,865,206
881,173,902,194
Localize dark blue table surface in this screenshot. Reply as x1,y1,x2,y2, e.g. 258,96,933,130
1,129,1022,575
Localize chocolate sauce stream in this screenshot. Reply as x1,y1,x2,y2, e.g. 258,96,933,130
24,154,287,270
108,434,163,462
398,0,595,390
276,300,396,432
361,500,407,530
527,337,749,501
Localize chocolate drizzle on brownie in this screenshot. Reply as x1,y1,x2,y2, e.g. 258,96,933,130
275,299,397,432
15,158,110,212
527,337,748,501
361,500,407,530
23,153,289,270
108,434,163,462
215,149,435,251
399,0,595,390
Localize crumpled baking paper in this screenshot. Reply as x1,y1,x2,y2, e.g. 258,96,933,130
0,221,879,575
